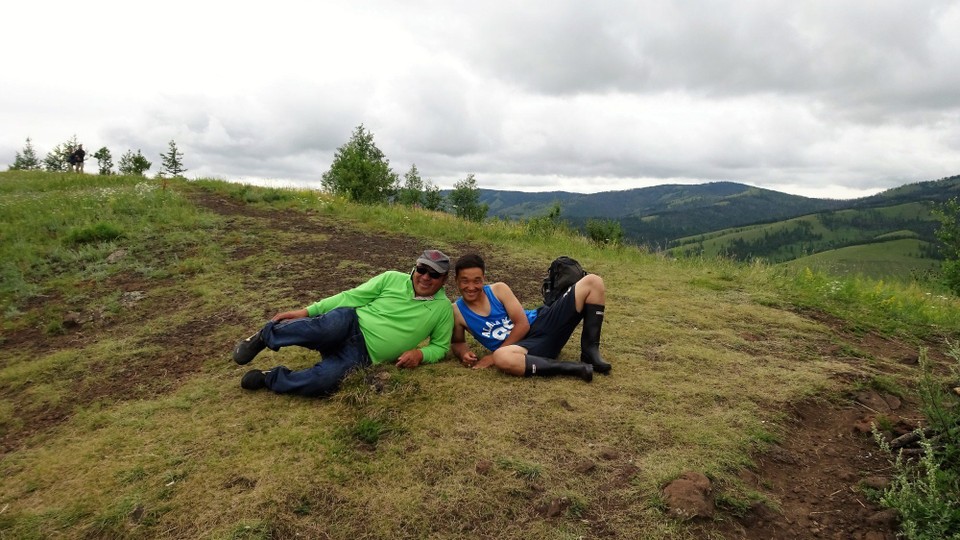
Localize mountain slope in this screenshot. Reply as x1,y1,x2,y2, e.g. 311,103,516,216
475,175,959,275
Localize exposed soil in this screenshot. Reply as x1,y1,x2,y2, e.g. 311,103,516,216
701,315,943,540
2,187,946,539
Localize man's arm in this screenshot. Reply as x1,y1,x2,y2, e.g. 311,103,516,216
490,282,531,347
396,300,454,368
306,272,390,316
450,303,477,365
417,302,454,364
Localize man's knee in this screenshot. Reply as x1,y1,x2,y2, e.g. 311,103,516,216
581,273,604,288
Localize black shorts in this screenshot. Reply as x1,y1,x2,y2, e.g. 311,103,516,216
515,283,582,359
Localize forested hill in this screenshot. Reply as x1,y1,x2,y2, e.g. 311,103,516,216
476,181,845,247
478,181,843,221
474,176,960,249
853,175,960,209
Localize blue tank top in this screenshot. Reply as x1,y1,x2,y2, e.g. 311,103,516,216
456,285,538,350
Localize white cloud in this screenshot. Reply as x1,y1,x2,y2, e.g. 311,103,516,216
3,0,959,199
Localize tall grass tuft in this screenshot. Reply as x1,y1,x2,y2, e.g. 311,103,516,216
64,222,125,245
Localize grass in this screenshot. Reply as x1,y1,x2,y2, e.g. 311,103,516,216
785,238,939,280
670,202,942,278
1,171,959,538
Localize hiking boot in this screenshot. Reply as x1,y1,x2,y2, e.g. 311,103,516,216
240,369,268,390
580,304,611,375
233,329,266,365
524,355,593,382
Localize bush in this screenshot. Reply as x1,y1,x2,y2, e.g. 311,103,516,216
943,259,960,297
586,218,624,246
65,222,125,245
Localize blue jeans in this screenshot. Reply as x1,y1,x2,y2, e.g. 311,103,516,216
259,307,370,397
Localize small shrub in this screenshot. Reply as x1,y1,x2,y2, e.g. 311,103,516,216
65,222,124,245
586,218,624,246
351,417,391,445
45,319,66,336
496,458,542,479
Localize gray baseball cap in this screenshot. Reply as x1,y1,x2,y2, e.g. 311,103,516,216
416,249,450,274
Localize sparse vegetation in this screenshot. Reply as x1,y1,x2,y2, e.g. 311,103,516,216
873,344,960,539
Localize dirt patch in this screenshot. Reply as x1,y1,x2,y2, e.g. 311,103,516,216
704,397,906,539
701,311,942,539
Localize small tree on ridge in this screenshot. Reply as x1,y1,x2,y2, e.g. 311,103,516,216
322,124,398,204
10,137,41,170
447,173,487,222
93,147,113,175
160,140,187,177
118,149,152,176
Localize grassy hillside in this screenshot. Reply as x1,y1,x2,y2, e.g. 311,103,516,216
784,239,939,279
1,171,958,539
478,176,960,277
670,202,942,278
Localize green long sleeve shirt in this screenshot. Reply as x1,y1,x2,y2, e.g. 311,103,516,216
305,271,453,364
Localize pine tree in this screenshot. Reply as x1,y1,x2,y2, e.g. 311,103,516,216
447,174,488,222
118,149,152,176
43,135,80,173
398,164,425,206
159,140,187,177
43,144,70,172
933,197,960,294
321,124,398,204
93,147,113,175
423,180,444,211
10,137,41,170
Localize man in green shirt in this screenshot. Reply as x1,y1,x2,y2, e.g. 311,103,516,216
232,250,454,397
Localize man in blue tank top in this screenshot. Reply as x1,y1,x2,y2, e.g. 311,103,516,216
451,253,611,381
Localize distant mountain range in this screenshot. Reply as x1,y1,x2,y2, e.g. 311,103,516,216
468,174,960,278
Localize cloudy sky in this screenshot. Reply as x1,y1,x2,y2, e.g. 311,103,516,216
3,1,959,199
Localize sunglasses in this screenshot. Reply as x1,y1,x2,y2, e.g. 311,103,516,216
415,265,446,279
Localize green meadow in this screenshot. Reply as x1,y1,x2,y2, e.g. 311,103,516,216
672,202,942,279
1,171,958,539
785,238,939,279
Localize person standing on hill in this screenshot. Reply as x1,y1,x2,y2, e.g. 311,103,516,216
70,144,86,173
450,253,611,382
231,249,454,397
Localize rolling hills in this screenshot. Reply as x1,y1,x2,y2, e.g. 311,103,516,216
475,175,960,278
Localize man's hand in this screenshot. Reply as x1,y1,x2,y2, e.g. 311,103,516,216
271,309,308,322
460,351,478,367
473,354,495,369
395,349,424,369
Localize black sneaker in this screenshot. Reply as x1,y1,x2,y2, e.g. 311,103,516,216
233,329,266,365
240,369,268,390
